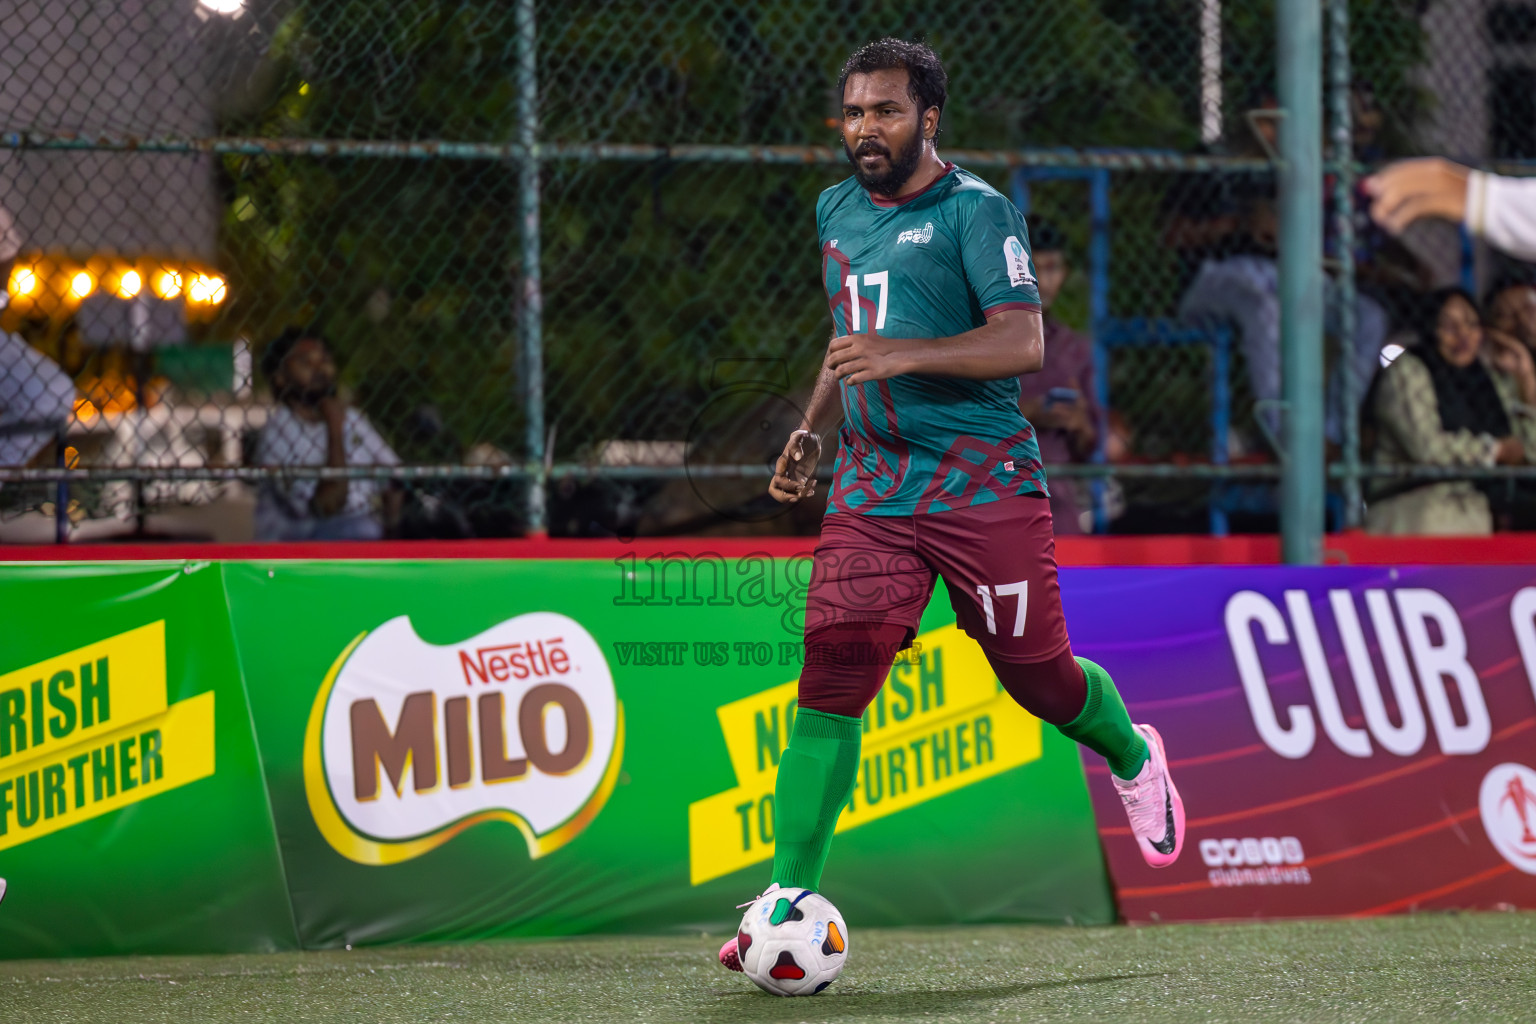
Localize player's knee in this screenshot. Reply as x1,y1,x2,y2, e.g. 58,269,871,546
798,659,881,718
797,623,908,719
988,647,1086,726
796,688,869,719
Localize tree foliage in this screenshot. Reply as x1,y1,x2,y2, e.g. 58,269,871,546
215,0,1429,479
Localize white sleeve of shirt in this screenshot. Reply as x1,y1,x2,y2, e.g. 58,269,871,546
251,406,315,520
0,332,74,423
345,409,400,466
254,406,312,466
1466,170,1536,261
252,419,279,466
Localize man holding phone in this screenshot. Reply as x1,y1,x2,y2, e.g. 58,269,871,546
1016,216,1099,533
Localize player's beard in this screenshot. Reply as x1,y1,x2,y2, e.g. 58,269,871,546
845,130,924,197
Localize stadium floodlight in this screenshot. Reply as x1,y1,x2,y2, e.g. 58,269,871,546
196,0,244,13
70,271,94,299
8,265,37,298
115,269,143,300
188,274,227,304
154,270,183,300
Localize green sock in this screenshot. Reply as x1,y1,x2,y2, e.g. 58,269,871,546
770,707,862,894
1058,657,1149,781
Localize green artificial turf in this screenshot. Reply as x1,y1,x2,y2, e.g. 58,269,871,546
3,914,1534,1023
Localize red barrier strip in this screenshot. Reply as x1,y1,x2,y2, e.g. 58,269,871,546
0,537,818,562
5,531,1536,565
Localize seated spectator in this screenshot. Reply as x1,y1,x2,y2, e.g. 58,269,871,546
1487,277,1536,357
1364,288,1536,535
1176,91,1389,449
1481,277,1536,528
0,208,74,480
254,327,401,540
1017,216,1097,533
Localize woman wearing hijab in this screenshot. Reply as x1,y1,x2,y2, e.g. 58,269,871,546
1365,288,1536,534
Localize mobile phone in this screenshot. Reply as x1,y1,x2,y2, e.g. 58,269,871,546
1044,387,1080,408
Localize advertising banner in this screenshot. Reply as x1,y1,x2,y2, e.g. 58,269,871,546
1067,567,1536,921
222,555,1113,948
0,562,297,957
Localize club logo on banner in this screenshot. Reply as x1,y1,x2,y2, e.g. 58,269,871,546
0,621,215,851
304,613,624,865
1480,763,1536,874
687,622,1042,885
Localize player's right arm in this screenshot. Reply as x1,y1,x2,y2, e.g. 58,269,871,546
769,333,840,504
772,189,849,504
799,340,843,436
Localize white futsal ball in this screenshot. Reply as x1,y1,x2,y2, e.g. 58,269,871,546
736,887,848,996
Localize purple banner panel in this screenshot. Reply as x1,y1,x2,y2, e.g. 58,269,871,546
1064,567,1536,922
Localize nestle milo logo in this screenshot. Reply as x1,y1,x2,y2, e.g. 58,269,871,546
458,638,572,686
304,613,623,865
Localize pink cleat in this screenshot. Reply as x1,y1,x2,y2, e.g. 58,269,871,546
1113,724,1185,868
718,882,778,971
718,934,742,972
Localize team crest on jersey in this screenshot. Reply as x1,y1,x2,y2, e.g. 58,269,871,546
897,222,934,246
1003,235,1035,288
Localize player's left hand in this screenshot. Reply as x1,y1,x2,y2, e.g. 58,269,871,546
826,334,906,384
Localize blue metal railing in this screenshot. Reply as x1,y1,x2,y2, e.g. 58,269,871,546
1097,319,1235,536
1012,167,1236,535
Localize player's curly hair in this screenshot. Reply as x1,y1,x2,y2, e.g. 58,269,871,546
838,38,948,136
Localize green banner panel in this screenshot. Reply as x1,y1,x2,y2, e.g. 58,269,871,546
0,562,298,958
222,557,1113,948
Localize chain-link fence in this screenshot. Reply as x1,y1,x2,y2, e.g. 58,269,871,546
1,0,1530,542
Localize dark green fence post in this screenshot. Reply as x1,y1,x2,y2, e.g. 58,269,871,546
1329,0,1361,528
1279,0,1326,564
517,0,546,535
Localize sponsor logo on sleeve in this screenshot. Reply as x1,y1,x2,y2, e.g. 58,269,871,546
1003,235,1035,288
1480,763,1536,874
304,612,623,866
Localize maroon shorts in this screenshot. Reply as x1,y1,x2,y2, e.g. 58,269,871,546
804,494,1070,664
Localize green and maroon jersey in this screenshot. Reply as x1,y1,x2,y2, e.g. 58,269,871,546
818,162,1047,516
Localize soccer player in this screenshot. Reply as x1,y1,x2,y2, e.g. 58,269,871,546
719,39,1183,971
